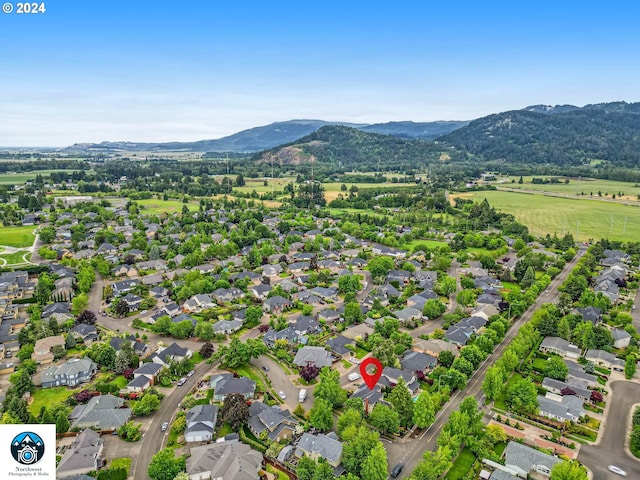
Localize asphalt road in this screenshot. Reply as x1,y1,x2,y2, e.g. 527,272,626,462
134,360,217,480
579,381,640,479
392,247,586,478
251,354,315,409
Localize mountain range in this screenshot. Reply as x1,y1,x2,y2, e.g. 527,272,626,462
62,119,468,153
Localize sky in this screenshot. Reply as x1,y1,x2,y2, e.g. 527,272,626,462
1,0,639,146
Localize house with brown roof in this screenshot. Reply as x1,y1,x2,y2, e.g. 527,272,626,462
32,335,65,364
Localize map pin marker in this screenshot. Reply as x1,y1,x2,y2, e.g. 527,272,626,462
360,357,383,390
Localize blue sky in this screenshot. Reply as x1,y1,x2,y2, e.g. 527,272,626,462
1,0,638,145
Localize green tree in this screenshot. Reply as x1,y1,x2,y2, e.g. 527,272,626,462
337,408,363,436
360,442,388,480
369,403,399,435
438,350,454,368
367,256,394,281
338,274,362,294
220,393,250,431
343,302,363,325
422,299,446,319
521,266,536,289
56,411,70,433
506,377,538,415
435,275,457,297
482,365,506,401
309,398,333,432
132,393,161,416
148,448,186,480
413,392,436,429
72,293,89,316
387,377,414,428
194,321,214,341
314,368,347,408
244,306,263,328
625,354,637,379
545,356,569,381
342,426,380,474
550,460,588,480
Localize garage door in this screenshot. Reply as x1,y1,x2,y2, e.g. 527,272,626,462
195,435,202,441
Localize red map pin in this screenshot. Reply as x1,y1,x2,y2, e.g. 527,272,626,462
360,357,383,390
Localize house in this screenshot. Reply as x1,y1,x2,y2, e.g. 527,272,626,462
42,301,72,319
412,338,459,359
111,264,138,278
326,336,352,357
141,273,164,286
126,374,151,393
310,286,338,300
564,359,598,388
32,335,65,364
212,319,243,335
351,384,386,409
183,294,215,313
40,357,97,388
290,315,320,335
185,404,219,442
212,287,245,303
248,402,299,442
502,441,561,478
132,362,163,385
400,350,437,373
262,264,283,277
444,316,488,347
296,432,343,467
317,308,341,323
251,284,272,300
70,324,99,345
186,442,262,480
56,429,104,478
149,285,169,298
612,328,631,349
381,367,419,393
70,394,132,430
393,306,423,324
584,349,625,371
537,394,585,423
151,342,192,367
121,293,143,311
541,377,591,402
539,337,581,359
602,249,630,263
210,373,257,401
574,306,602,325
111,279,139,296
263,295,292,313
386,270,411,284
110,335,152,358
294,346,333,369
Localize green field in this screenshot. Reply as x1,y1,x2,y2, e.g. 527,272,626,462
0,170,80,185
0,250,31,266
456,190,640,242
29,386,78,415
496,176,640,199
0,226,36,247
137,198,199,214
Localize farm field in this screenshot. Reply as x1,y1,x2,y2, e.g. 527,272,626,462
494,176,640,200
455,190,640,242
0,169,81,185
0,225,36,248
136,198,200,214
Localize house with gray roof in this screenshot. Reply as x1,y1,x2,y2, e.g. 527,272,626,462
70,324,99,344
186,442,262,480
502,441,561,478
294,346,333,369
326,335,352,357
393,306,423,324
585,349,624,371
213,319,243,335
210,374,256,401
542,377,591,402
563,359,598,388
317,308,341,323
70,394,132,430
539,337,581,359
400,350,437,373
185,404,219,442
574,306,602,325
263,327,298,348
151,342,191,366
56,429,103,478
296,432,343,467
248,402,299,443
537,394,585,422
612,328,631,349
263,295,292,313
40,357,97,388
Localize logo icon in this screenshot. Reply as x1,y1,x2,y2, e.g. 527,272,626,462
11,432,45,465
359,357,383,390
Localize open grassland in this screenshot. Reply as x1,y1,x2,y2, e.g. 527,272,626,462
0,169,81,185
136,198,200,214
0,250,31,266
455,190,640,242
0,225,36,248
494,176,640,201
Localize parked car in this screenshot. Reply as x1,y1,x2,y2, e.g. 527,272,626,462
5,351,11,358
391,463,404,478
349,357,361,364
140,310,148,315
187,370,195,377
177,377,187,386
278,391,286,400
262,365,270,372
161,422,169,431
608,465,627,476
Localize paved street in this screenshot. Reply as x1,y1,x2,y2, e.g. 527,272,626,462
251,354,315,409
391,247,585,478
579,381,640,479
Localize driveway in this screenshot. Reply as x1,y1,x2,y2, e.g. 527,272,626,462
251,355,314,409
579,381,640,479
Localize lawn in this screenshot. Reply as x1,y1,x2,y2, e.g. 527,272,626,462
29,387,78,415
532,358,548,373
501,282,521,294
454,190,640,242
110,457,132,473
0,225,36,248
354,346,369,359
137,198,199,214
233,364,267,392
112,375,128,389
217,423,233,438
499,176,640,200
266,464,289,480
446,447,476,480
0,250,31,265
0,169,81,185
